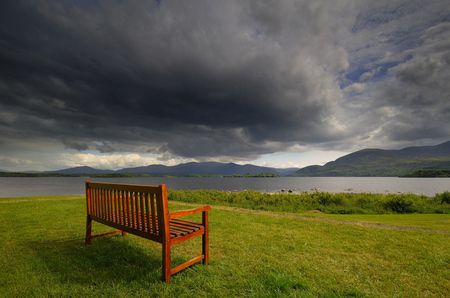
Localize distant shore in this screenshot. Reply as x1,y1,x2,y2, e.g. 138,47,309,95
0,173,279,178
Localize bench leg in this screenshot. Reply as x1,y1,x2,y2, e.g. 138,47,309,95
85,215,92,245
122,231,127,237
202,211,209,265
162,241,171,283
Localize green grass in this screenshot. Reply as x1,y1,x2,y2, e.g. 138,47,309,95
1,196,449,297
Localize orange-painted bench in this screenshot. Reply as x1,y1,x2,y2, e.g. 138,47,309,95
84,181,211,283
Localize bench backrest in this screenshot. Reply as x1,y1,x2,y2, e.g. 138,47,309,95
86,181,169,242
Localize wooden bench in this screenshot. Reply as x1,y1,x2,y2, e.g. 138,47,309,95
84,181,211,283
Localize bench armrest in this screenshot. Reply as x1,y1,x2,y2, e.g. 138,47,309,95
169,205,211,219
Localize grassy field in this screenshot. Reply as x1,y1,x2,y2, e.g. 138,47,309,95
1,195,449,297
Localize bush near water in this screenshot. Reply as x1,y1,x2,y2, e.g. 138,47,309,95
168,189,450,214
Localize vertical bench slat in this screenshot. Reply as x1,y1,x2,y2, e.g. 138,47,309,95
127,191,131,228
104,189,108,221
138,192,142,230
117,190,122,225
131,192,136,229
135,192,140,230
97,188,101,218
111,190,114,222
140,193,145,232
106,189,110,220
98,189,105,218
125,192,128,226
117,191,121,224
123,191,127,226
94,188,99,217
134,192,141,230
121,190,126,226
114,190,118,223
91,188,96,216
156,192,164,236
98,188,102,218
126,191,131,228
98,188,102,217
102,189,107,219
145,193,151,233
113,190,117,222
107,190,112,222
103,189,107,220
150,194,157,235
91,188,95,216
121,191,126,226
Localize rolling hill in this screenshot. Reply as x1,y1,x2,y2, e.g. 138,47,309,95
290,141,450,177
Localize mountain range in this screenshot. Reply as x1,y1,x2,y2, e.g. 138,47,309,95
6,141,450,177
290,140,450,177
43,162,300,176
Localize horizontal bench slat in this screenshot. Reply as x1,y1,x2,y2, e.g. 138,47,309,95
87,182,163,194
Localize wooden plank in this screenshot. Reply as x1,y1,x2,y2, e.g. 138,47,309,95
144,193,150,233
170,221,200,230
171,219,203,229
170,228,205,245
102,189,107,219
93,188,98,216
91,230,122,238
117,191,122,225
151,193,157,235
168,205,211,219
107,189,112,222
86,181,162,194
140,193,145,232
114,190,119,224
169,226,189,235
97,188,102,218
131,192,136,229
122,191,127,226
125,191,131,228
98,188,102,217
170,255,205,276
171,218,204,225
170,222,201,233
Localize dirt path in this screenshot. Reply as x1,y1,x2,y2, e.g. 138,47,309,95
198,204,450,235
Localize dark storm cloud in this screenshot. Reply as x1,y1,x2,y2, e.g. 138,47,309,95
0,0,344,158
0,0,449,166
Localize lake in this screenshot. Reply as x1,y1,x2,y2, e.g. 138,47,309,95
0,177,449,197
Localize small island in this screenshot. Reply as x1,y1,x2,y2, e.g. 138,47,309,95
223,173,279,178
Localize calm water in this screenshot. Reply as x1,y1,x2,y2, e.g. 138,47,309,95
0,177,449,197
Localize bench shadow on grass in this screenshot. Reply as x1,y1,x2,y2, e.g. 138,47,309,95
28,235,169,286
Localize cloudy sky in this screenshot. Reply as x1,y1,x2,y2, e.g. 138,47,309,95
1,0,449,172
